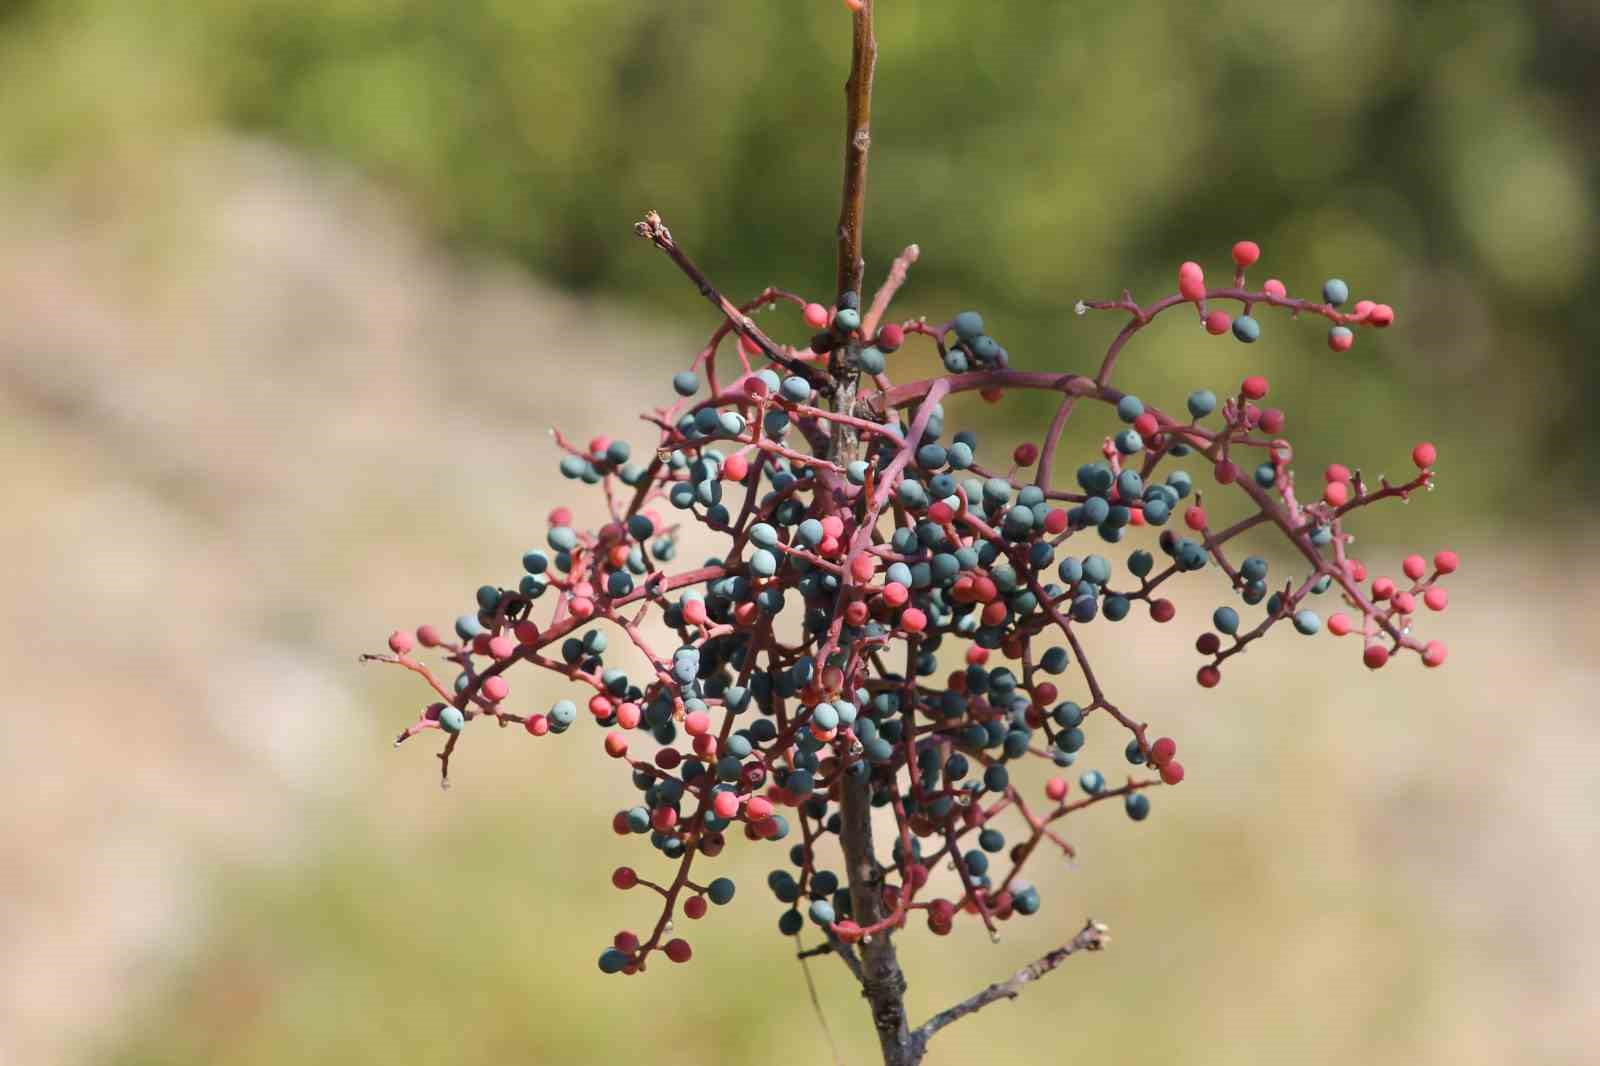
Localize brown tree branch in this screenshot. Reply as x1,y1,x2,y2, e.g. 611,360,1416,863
836,0,877,299
910,919,1111,1055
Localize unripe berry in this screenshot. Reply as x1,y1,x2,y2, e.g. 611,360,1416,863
803,302,828,328
388,630,415,655
1241,375,1269,400
1412,442,1437,469
482,675,509,702
1204,310,1232,335
1368,303,1395,327
1263,278,1287,298
1045,778,1069,802
1424,587,1448,612
1178,262,1205,301
417,624,442,647
1402,554,1427,580
1434,550,1459,574
1328,613,1353,636
1328,326,1354,352
1231,240,1260,268
1422,641,1448,668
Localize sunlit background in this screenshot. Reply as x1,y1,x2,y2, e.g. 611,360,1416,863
3,2,1596,1064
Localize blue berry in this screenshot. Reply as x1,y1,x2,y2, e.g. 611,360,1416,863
1232,315,1261,343
1254,462,1277,488
1117,395,1145,422
1213,606,1240,634
834,307,861,332
858,347,886,375
1079,770,1106,794
438,706,465,734
1322,278,1349,306
952,311,985,341
780,376,813,404
1187,389,1218,418
1125,792,1151,821
707,877,736,905
1293,609,1322,635
673,371,699,397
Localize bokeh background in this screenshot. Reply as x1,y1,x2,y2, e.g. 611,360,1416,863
3,2,1596,1064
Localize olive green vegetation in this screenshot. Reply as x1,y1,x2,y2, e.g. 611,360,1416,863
2,1,1596,533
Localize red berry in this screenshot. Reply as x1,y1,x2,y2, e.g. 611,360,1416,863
1214,460,1240,485
1402,554,1426,581
614,931,640,954
684,895,708,920
1422,641,1448,668
1259,408,1285,433
1263,278,1287,299
612,811,631,835
739,333,762,358
604,732,629,758
1196,632,1222,655
488,635,517,660
514,620,540,644
1328,612,1353,636
1423,587,1448,612
569,596,595,619
877,323,904,351
652,806,677,832
1150,736,1177,765
416,624,442,648
1043,508,1068,534
525,714,549,736
900,607,928,633
1013,442,1039,466
744,374,770,398
1372,576,1396,600
1363,645,1389,670
616,702,641,729
1411,442,1437,469
980,387,1004,403
664,938,693,963
745,796,774,821
1132,412,1159,439
612,866,638,890
722,453,750,481
1368,304,1394,327
1241,375,1269,400
1045,778,1069,802
1150,598,1176,623
881,582,909,608
1204,310,1232,335
1197,665,1221,688
655,748,682,770
1392,592,1415,614
1324,464,1351,484
1231,240,1260,268
1184,505,1207,531
1159,761,1185,785
1433,550,1459,574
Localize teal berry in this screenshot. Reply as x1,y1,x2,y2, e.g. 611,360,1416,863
559,455,588,479
1323,278,1349,306
455,613,487,640
808,899,836,925
673,371,699,397
778,909,804,936
952,310,985,342
1103,594,1131,621
550,699,578,728
437,706,466,734
1040,646,1070,674
1232,315,1261,343
598,948,631,974
1187,389,1217,419
1241,556,1268,582
1128,549,1154,578
846,459,869,485
707,877,736,905
1125,738,1146,765
1116,395,1145,423
1079,769,1106,794
1213,606,1240,635
1254,462,1277,488
858,347,886,375
943,349,969,374
1293,609,1322,635
970,335,1001,361
780,376,813,403
749,548,779,578
834,307,861,332
1125,793,1151,821
523,550,549,574
476,585,502,611
549,526,579,552
1114,429,1144,454
947,441,974,469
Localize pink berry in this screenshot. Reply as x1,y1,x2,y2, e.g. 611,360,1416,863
803,303,829,328
1423,587,1448,612
488,635,517,660
1185,505,1207,531
713,791,740,819
1363,645,1389,670
1150,736,1177,765
1392,592,1415,614
881,582,909,607
1368,304,1394,327
1433,550,1459,574
1214,460,1240,485
1324,463,1351,484
1043,508,1068,534
1328,612,1353,636
900,607,927,633
1231,241,1260,268
1259,408,1285,433
1324,481,1350,506
1263,278,1287,299
514,620,540,644
877,323,904,351
604,732,629,758
683,599,709,626
548,506,572,527
616,702,641,729
722,453,749,481
745,796,774,821
388,629,415,655
1412,442,1437,469
525,714,549,736
1159,761,1185,785
1402,554,1427,580
1422,641,1448,668
685,710,712,736
1178,261,1206,301
1241,375,1269,400
1372,577,1396,600
482,675,510,702
1204,310,1232,335
1045,778,1069,802
416,624,442,648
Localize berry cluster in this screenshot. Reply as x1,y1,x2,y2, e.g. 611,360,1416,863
369,229,1452,978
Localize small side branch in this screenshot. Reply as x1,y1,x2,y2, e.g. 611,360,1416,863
911,919,1111,1053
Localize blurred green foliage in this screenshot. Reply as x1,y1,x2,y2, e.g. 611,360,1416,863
3,1,1595,524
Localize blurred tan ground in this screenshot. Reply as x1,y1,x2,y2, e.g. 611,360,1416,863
2,141,1596,1066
